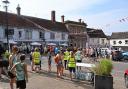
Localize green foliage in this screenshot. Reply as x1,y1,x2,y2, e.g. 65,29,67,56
93,59,113,76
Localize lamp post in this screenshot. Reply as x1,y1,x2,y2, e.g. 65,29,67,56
2,0,10,52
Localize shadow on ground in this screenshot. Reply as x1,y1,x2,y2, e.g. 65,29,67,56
0,77,9,83
30,70,93,89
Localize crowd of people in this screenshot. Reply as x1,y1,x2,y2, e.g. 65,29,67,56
0,44,115,89
30,46,84,80
0,45,28,89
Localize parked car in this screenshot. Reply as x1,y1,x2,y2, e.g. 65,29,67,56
122,51,128,61
112,51,122,61
124,69,128,88
112,51,128,61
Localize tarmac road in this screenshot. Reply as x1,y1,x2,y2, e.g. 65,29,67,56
112,61,128,89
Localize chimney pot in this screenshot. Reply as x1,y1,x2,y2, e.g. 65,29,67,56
16,4,21,15
79,19,82,23
51,10,56,22
82,21,84,23
61,15,65,23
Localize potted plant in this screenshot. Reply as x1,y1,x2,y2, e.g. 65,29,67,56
93,59,113,89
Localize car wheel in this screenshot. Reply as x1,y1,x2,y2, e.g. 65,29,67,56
124,56,128,61
120,58,124,61
125,75,128,88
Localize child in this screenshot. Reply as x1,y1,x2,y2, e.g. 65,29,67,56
10,54,28,89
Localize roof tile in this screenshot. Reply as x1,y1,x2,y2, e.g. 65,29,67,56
87,28,106,38
0,11,68,32
111,32,128,39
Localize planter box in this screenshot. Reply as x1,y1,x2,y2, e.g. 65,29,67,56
94,75,113,89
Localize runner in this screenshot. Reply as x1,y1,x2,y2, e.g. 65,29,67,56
0,45,5,79
75,48,82,63
8,45,19,89
54,51,63,78
75,48,83,70
63,49,70,70
54,46,59,56
32,47,41,73
10,54,28,89
68,51,76,80
30,49,34,71
47,50,52,72
0,54,3,80
1,50,9,77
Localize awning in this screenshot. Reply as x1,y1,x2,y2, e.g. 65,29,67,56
3,40,17,44
47,43,56,46
30,42,41,46
60,43,68,46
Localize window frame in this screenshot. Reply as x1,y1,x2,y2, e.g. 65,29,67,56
50,32,55,39
62,33,65,40
19,31,22,38
39,32,45,39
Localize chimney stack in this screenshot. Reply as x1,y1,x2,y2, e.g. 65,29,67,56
51,10,56,22
79,19,82,23
61,15,65,23
16,4,21,15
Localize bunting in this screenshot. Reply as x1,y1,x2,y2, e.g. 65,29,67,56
118,17,128,22
103,16,128,28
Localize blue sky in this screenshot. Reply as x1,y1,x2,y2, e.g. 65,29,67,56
0,0,128,35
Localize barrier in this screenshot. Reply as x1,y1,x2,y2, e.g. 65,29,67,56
76,63,95,81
